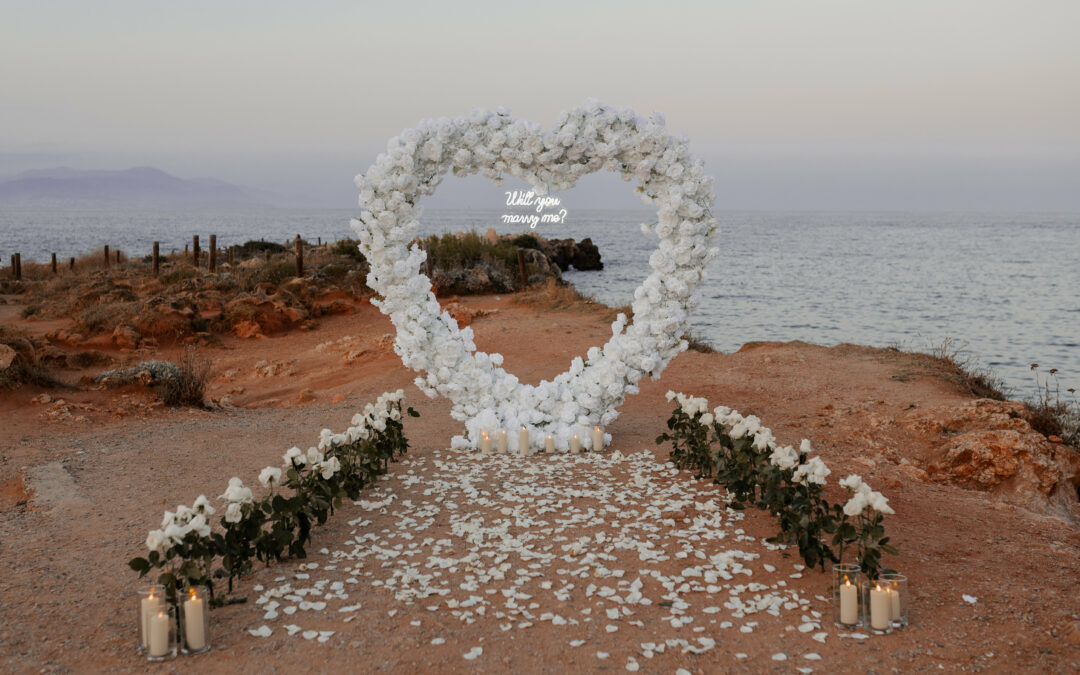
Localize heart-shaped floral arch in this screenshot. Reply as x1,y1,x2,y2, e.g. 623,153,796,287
351,100,717,452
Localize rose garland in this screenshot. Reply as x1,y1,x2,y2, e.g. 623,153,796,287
351,100,718,452
659,391,897,579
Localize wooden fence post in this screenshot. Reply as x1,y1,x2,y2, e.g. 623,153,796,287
51,253,57,275
192,235,200,269
69,257,75,271
295,234,303,276
152,242,160,277
209,234,217,272
116,250,121,264
517,248,528,289
228,247,234,267
10,254,20,281
103,245,110,269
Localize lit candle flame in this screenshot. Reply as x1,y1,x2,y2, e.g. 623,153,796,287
843,575,851,586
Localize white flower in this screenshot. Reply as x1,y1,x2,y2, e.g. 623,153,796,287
224,502,243,523
146,529,167,553
163,522,187,545
752,430,775,451
867,490,894,515
283,446,306,467
839,474,865,493
799,439,813,455
729,422,748,439
192,495,215,516
769,445,799,471
843,491,869,517
188,514,211,538
220,478,253,504
259,466,283,489
700,413,714,426
792,456,831,486
319,457,341,480
306,447,324,465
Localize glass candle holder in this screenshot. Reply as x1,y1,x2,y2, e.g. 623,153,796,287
832,563,862,628
863,578,895,634
181,585,211,654
146,604,177,661
136,584,164,652
880,573,908,628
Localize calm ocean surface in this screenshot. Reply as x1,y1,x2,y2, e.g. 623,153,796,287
1,207,1077,396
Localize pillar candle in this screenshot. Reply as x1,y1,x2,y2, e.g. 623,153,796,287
545,434,555,453
889,586,901,621
480,430,491,454
519,427,530,456
141,589,162,648
839,577,858,625
148,610,170,658
183,590,206,651
591,426,603,452
570,434,580,454
497,429,508,454
869,583,890,630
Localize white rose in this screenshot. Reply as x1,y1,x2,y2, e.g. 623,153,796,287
224,502,243,524
306,447,324,465
146,529,167,554
843,492,868,517
283,446,306,467
839,474,865,493
867,490,894,515
192,495,215,516
259,466,283,489
320,457,341,480
769,445,799,471
700,413,714,426
188,514,211,538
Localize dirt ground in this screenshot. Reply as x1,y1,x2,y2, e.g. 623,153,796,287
1,293,1078,673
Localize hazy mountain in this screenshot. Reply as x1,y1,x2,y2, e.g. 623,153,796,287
0,166,310,208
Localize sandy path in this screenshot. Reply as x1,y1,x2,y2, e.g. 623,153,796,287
1,296,1078,672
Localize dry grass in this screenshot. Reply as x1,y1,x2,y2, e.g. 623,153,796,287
157,347,211,407
513,278,591,312
1028,364,1080,446
920,337,1010,401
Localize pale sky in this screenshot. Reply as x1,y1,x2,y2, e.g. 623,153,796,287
2,0,1078,209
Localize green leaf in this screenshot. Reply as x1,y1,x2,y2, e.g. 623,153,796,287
128,557,151,575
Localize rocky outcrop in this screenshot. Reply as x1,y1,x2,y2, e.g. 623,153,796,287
540,237,603,271
915,399,1080,521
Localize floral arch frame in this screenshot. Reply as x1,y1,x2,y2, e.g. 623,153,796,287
351,100,718,452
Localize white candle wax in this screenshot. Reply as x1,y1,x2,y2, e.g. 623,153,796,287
545,434,554,454
570,434,580,454
480,431,491,454
183,591,206,651
591,426,603,452
140,590,161,648
839,578,858,625
148,610,170,658
519,427,529,456
497,429,508,454
889,586,901,621
869,584,890,630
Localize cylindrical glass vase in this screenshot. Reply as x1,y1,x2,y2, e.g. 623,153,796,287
832,563,862,628
135,584,165,652
181,585,211,654
145,603,177,661
863,578,895,634
880,573,908,629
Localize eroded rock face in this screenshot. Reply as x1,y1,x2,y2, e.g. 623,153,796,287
542,238,604,271
916,399,1080,521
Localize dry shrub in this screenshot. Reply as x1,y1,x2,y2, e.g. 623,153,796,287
157,347,210,407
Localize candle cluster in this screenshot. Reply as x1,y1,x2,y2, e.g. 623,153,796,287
477,425,606,455
833,565,908,634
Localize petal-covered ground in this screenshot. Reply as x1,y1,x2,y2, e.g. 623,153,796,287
243,450,832,671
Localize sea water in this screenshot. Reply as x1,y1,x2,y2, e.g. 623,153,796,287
1,207,1076,395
